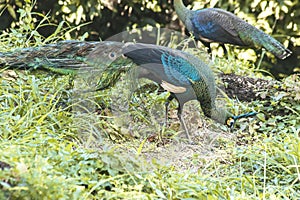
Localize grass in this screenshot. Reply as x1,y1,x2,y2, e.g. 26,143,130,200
1,3,300,199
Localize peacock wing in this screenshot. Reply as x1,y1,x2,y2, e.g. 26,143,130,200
123,43,195,93
191,8,246,45
160,52,200,86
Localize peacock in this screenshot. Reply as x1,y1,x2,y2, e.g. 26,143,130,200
0,41,257,142
122,43,257,141
174,0,292,59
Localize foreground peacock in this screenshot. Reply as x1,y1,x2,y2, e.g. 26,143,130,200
174,0,292,59
0,41,257,141
122,43,256,141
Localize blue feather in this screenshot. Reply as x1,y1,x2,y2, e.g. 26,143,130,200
174,0,292,59
192,17,215,35
161,53,201,85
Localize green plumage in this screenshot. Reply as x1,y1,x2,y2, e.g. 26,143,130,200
122,43,235,141
174,0,292,59
0,40,131,89
0,41,257,141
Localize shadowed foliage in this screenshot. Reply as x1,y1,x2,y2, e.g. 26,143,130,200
0,0,299,77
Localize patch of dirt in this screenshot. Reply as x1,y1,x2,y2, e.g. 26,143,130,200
141,129,234,172
220,73,276,101
79,98,241,172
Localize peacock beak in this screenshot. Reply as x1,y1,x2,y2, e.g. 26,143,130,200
226,117,236,129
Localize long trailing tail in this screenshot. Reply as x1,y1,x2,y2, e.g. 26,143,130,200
0,40,133,90
0,40,127,74
254,30,292,59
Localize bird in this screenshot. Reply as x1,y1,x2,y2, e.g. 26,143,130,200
122,43,257,142
0,41,257,142
173,0,292,59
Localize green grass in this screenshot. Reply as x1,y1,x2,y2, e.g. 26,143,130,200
1,3,300,199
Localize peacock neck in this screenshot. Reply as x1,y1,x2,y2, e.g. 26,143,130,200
200,99,231,125
174,0,190,23
212,107,232,125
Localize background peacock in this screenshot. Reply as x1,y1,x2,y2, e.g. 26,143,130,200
0,41,257,142
174,0,292,59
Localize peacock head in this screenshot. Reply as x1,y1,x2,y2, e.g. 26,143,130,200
225,111,258,129
211,107,257,129
201,102,258,130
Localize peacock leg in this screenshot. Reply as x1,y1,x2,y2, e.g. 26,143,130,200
201,41,212,54
221,44,228,56
177,104,192,143
164,94,175,127
202,42,227,57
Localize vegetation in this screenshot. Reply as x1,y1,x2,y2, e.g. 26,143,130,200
1,0,299,78
0,1,299,199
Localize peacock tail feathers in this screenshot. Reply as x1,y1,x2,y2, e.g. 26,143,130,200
238,28,292,59
0,40,133,90
0,41,96,73
0,40,127,74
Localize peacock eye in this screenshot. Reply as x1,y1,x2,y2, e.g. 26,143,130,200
109,52,116,59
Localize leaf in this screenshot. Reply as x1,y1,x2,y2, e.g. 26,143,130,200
273,92,287,101
7,4,17,20
1,70,18,81
256,113,266,122
295,92,300,101
136,137,147,156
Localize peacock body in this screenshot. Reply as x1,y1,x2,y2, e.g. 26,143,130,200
174,0,292,59
122,43,237,140
0,41,257,141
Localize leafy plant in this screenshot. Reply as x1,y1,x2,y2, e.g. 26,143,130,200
0,1,299,199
